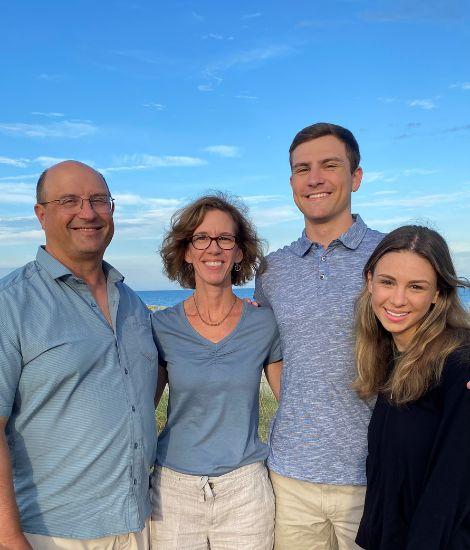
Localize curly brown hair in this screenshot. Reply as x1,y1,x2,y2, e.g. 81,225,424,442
160,193,265,289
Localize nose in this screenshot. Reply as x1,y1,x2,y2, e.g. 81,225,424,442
307,166,325,186
389,285,407,307
77,198,98,219
207,238,222,253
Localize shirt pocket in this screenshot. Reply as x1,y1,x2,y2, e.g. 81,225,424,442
127,315,158,365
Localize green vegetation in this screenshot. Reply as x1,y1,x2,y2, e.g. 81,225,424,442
155,382,278,443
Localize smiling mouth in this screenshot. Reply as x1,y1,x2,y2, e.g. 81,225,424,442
70,227,102,232
384,308,409,320
305,192,331,199
204,261,223,267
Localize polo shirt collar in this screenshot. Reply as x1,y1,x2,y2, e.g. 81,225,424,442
291,214,368,257
35,246,124,283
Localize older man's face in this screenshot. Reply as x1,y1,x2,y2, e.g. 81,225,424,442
35,161,114,265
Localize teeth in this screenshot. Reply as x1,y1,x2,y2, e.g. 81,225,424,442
307,193,329,198
205,261,222,266
386,309,408,317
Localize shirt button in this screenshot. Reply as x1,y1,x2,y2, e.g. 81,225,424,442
90,302,97,307
319,274,326,280
132,405,136,412
133,478,137,485
321,256,327,262
124,368,128,375
134,442,138,449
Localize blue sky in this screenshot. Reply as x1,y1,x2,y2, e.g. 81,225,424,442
1,0,469,289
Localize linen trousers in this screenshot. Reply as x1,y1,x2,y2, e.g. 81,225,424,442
269,470,366,550
150,461,274,549
25,518,150,549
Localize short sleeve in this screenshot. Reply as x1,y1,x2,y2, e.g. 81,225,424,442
150,311,166,364
0,305,22,418
265,315,282,365
254,271,272,309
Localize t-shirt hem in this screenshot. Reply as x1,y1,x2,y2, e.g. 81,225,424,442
267,463,366,486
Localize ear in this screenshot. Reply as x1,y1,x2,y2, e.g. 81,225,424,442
352,167,363,193
34,203,46,230
432,289,439,304
367,271,373,293
184,244,192,265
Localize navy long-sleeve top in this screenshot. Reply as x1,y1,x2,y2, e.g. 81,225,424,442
356,348,470,549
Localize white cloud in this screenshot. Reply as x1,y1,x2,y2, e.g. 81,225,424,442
450,82,470,90
34,156,68,167
363,171,386,183
373,190,398,196
31,112,65,118
204,145,241,158
113,193,182,207
250,205,300,227
407,99,437,110
103,154,206,173
0,182,36,204
0,156,29,168
142,102,165,110
403,168,437,176
242,12,261,19
242,195,285,205
235,93,258,100
356,190,470,209
0,120,98,139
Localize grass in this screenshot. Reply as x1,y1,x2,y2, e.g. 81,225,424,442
155,378,278,443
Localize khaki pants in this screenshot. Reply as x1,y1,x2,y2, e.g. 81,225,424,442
270,471,365,550
25,519,150,549
150,462,274,549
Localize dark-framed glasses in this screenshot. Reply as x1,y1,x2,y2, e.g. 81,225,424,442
190,234,237,250
38,195,115,213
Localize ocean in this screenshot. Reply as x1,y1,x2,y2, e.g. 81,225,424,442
137,288,470,308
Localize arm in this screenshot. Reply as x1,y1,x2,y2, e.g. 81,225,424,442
0,418,32,550
406,356,470,549
154,363,168,408
264,361,283,401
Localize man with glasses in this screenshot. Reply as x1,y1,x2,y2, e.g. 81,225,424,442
0,161,157,549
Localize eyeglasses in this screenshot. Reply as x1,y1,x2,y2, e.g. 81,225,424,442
190,234,237,250
38,195,115,213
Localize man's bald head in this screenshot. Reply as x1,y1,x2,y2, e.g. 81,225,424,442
36,160,109,203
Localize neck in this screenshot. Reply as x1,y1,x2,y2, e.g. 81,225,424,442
45,245,106,287
193,281,236,314
305,212,355,248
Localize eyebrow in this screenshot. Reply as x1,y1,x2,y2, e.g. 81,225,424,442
292,157,345,170
376,273,432,284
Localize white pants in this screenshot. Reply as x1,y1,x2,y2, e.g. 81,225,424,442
150,462,274,549
25,518,150,549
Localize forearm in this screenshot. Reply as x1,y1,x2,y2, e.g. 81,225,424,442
0,422,31,549
264,361,283,401
154,364,168,407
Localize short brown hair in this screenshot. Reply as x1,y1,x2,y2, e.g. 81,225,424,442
160,193,265,289
289,122,361,173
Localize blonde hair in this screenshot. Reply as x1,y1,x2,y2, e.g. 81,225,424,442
354,225,470,405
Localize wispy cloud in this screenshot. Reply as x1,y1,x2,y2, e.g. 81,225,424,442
31,112,65,118
403,168,437,176
250,205,300,227
242,12,261,19
142,102,165,110
38,73,64,81
34,156,68,167
0,182,36,204
102,154,207,173
235,93,258,100
0,156,29,168
356,190,470,209
450,82,470,90
204,145,240,158
407,99,437,110
0,120,98,139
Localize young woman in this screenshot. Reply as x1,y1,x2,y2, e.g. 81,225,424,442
354,225,470,549
150,194,282,549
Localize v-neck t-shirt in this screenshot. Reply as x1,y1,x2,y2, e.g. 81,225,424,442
151,301,282,476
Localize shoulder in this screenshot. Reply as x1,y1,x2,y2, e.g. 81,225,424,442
441,341,470,386
244,302,277,326
361,227,386,251
262,238,302,269
0,261,40,298
151,302,182,329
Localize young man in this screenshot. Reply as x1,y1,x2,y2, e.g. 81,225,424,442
0,161,158,549
255,123,384,549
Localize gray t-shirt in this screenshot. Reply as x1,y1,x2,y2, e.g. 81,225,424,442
255,215,384,485
151,301,282,476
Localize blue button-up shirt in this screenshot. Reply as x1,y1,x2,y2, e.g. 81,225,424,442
0,247,158,538
255,215,384,485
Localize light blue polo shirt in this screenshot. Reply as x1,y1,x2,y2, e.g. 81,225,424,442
0,247,158,538
152,301,282,476
255,215,384,485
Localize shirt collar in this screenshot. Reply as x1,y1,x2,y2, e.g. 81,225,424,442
35,246,124,284
290,214,368,257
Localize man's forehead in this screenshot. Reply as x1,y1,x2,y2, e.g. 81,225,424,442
292,135,347,161
44,161,108,195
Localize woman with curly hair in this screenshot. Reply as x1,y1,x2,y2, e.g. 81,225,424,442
150,194,282,549
354,225,470,549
